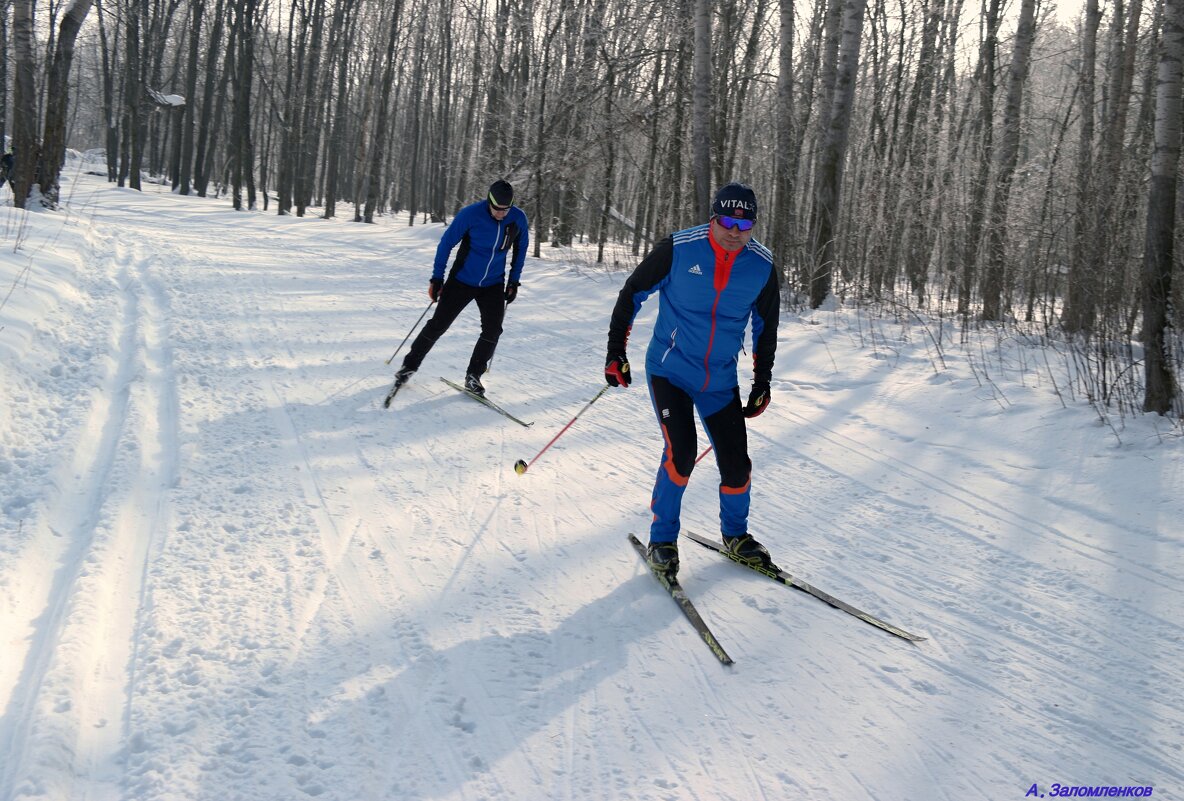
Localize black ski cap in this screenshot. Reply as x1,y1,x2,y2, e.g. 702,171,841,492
489,180,514,208
711,182,758,220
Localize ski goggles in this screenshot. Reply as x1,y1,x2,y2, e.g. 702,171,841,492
715,215,755,232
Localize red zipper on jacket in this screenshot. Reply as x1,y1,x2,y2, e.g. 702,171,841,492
701,229,738,390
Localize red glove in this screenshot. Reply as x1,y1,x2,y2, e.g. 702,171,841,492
605,352,631,387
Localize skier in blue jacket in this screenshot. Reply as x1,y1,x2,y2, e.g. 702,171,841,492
605,182,780,578
392,179,530,396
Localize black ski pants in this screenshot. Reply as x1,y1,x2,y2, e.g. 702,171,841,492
401,277,505,377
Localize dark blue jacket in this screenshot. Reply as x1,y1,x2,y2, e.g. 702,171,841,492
433,201,530,287
608,223,779,393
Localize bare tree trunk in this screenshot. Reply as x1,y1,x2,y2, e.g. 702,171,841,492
1061,0,1103,332
95,0,120,182
429,0,453,221
0,0,11,151
893,0,945,299
532,12,564,254
813,0,844,159
719,0,770,184
323,0,357,219
194,0,226,197
230,0,258,211
36,0,95,207
156,17,185,185
176,0,203,194
352,45,381,222
277,0,305,214
143,0,181,181
808,0,867,308
771,0,795,268
295,0,327,216
125,0,147,191
1142,0,1183,414
453,2,486,211
407,19,432,223
597,57,616,263
1092,0,1145,322
552,0,592,245
259,100,273,210
691,0,713,217
201,14,236,198
980,0,1036,320
664,12,691,232
365,0,408,224
634,48,664,255
10,0,37,207
957,0,1001,314
480,0,512,177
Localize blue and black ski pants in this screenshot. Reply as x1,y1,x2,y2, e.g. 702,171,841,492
646,374,752,543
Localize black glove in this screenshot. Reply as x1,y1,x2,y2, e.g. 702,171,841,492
605,351,631,387
428,278,443,301
744,380,770,418
505,281,519,304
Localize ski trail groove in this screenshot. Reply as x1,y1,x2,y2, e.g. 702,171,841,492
0,238,178,801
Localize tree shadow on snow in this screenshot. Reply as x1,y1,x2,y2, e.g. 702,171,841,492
312,577,669,800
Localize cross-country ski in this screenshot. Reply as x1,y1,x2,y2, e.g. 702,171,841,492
685,531,925,642
628,534,734,666
439,377,533,426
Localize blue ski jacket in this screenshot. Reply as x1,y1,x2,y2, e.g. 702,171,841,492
433,201,530,288
608,223,780,393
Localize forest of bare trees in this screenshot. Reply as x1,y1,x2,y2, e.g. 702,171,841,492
2,0,1181,415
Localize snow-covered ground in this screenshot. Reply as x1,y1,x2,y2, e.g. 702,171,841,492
1,164,1181,801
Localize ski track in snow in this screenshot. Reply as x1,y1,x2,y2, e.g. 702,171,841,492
1,225,179,801
0,175,1181,801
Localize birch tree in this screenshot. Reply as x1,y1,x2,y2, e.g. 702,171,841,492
1062,0,1103,332
37,0,96,207
691,0,713,219
957,0,1001,314
0,0,9,151
1142,0,1182,413
10,0,37,207
808,0,868,307
770,0,795,265
980,0,1036,320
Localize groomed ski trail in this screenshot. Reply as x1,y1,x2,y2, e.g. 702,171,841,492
0,233,179,801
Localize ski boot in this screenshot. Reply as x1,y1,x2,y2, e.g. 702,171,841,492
464,373,486,397
646,541,680,579
721,533,772,568
383,367,416,408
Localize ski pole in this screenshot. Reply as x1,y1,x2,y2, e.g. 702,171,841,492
385,299,435,365
695,445,713,464
513,385,610,475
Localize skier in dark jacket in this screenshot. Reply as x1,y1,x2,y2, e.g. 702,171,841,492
391,179,530,397
605,182,780,578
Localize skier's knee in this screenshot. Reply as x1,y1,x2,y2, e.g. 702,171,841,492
718,456,751,489
663,450,694,485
